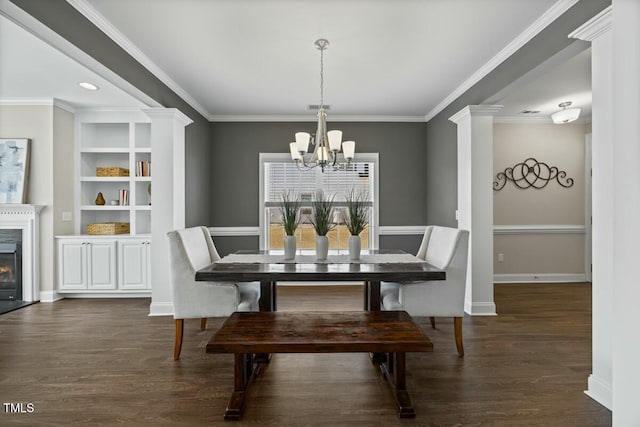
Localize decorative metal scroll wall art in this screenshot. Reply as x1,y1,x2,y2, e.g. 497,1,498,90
493,157,574,190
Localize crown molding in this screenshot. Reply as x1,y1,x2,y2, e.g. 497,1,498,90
67,0,210,119
143,108,193,126
425,0,581,122
53,98,76,113
0,98,53,106
209,114,427,123
569,5,612,42
0,98,75,113
449,105,503,123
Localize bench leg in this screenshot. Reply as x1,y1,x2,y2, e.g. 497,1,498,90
224,353,258,420
393,352,416,418
379,352,416,418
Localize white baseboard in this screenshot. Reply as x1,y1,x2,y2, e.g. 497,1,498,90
149,302,174,316
585,374,612,410
464,301,497,316
494,273,587,283
60,292,151,298
39,291,63,302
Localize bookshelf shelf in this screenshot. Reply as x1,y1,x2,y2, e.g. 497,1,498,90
76,113,152,235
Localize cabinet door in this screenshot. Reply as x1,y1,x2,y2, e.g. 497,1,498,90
118,240,150,290
59,241,88,290
87,241,117,290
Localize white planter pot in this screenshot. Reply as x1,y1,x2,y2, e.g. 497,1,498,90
284,235,296,260
316,235,329,261
348,235,361,260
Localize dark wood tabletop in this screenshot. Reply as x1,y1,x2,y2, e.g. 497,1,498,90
195,249,446,283
195,249,445,312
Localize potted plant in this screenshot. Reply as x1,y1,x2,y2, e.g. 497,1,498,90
278,191,301,260
309,190,336,261
345,189,369,260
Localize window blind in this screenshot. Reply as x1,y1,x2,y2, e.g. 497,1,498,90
264,162,374,203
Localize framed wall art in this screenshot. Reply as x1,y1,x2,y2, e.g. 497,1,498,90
0,138,31,204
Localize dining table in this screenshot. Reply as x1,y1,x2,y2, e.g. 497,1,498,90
195,249,446,312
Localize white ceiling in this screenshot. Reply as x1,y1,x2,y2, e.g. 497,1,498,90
0,0,592,122
496,47,592,120
0,14,145,109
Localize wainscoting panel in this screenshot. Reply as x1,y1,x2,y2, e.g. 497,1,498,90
493,224,586,282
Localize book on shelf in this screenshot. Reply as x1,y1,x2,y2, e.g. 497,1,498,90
135,160,151,177
119,189,129,206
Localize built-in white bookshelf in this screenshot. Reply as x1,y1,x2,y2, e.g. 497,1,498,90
75,110,152,236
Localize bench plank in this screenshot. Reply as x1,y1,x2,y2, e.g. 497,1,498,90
206,311,433,354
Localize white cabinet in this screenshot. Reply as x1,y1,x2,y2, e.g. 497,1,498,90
58,239,116,290
118,239,151,290
57,236,150,294
59,240,88,289
75,111,152,236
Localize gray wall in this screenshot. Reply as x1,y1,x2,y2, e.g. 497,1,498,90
425,0,610,226
210,121,428,227
10,0,211,227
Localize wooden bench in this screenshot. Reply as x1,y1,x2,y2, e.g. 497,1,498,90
206,310,432,420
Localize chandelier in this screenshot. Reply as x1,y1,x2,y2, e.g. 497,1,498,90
289,38,355,172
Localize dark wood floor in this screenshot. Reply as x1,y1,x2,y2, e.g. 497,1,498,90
0,284,611,426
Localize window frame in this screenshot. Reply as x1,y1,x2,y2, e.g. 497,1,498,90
258,152,380,251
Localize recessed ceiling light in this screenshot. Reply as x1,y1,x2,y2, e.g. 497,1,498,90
78,82,99,91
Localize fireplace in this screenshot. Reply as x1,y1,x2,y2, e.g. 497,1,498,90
0,243,21,300
0,205,43,302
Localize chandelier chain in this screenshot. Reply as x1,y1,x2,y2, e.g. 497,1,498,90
319,44,324,109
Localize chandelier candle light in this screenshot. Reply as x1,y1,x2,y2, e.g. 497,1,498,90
289,39,355,172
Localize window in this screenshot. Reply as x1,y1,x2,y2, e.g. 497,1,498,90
259,153,379,253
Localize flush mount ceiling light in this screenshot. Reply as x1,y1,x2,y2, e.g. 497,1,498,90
289,39,355,172
78,82,99,91
551,101,580,124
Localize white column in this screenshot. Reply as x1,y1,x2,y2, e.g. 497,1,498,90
611,1,640,424
449,105,501,316
570,6,613,411
143,108,192,316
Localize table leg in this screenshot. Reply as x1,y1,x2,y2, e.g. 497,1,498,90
363,281,371,310
271,281,277,311
369,280,381,312
259,281,276,312
367,280,387,362
256,281,276,363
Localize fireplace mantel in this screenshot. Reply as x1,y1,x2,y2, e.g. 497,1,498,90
0,204,45,216
0,204,44,302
